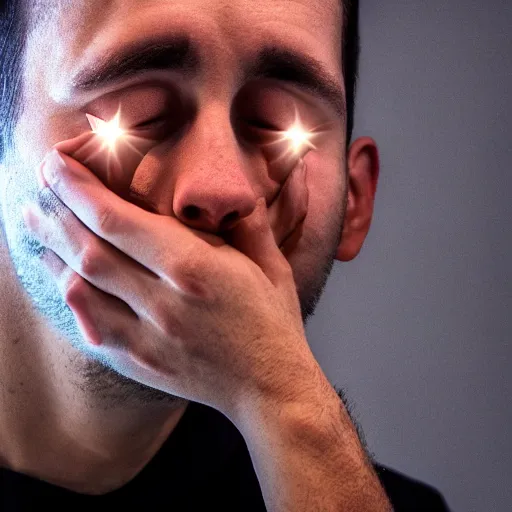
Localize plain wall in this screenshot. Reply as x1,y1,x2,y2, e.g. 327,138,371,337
305,1,512,511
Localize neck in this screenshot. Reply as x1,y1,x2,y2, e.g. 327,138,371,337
0,233,189,495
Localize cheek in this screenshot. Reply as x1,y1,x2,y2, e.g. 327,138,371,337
0,150,54,265
11,112,50,174
302,150,345,239
284,151,345,292
8,117,54,218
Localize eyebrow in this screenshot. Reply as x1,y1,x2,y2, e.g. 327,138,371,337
71,36,200,89
245,46,345,121
71,35,345,121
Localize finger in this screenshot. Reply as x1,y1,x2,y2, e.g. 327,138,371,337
38,247,136,347
39,249,173,391
267,159,309,250
50,132,224,248
227,161,307,285
41,149,222,281
245,126,313,183
52,128,155,200
23,199,161,323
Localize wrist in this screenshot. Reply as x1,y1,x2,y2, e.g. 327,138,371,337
230,353,341,441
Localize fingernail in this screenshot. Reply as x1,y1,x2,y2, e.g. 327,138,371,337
42,149,66,184
36,161,48,190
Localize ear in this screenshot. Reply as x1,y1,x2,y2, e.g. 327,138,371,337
335,137,380,262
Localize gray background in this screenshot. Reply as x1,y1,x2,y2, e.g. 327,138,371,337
305,1,512,511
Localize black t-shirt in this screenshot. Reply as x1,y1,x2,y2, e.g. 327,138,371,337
0,401,451,511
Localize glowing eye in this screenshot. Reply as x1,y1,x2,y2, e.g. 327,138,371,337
86,111,126,151
282,124,314,154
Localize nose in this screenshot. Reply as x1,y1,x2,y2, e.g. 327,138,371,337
172,111,258,234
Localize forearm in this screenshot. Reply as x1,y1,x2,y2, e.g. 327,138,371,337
234,363,393,512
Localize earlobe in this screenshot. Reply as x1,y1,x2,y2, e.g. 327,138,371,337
334,137,380,262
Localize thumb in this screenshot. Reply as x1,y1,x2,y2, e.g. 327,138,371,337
228,196,286,285
226,156,307,286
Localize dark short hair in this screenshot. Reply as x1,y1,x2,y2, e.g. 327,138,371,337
0,0,360,161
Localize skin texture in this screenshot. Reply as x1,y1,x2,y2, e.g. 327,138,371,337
0,0,380,496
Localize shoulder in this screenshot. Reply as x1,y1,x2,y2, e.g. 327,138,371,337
373,463,451,512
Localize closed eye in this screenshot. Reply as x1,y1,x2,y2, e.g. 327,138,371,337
133,115,167,129
244,119,280,131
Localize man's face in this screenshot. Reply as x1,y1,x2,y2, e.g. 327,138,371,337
0,0,347,402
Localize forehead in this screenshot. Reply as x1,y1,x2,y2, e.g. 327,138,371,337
27,0,342,97
43,0,341,45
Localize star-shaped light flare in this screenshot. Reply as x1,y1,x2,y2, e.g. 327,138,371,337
282,122,316,154
84,107,152,186
85,107,150,162
86,110,126,152
268,104,327,162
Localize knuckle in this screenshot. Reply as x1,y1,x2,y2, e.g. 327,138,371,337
63,273,88,305
152,297,184,337
96,204,117,234
175,255,213,301
78,243,105,278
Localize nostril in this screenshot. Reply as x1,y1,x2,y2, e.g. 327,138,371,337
220,211,240,230
182,205,240,231
183,205,200,221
